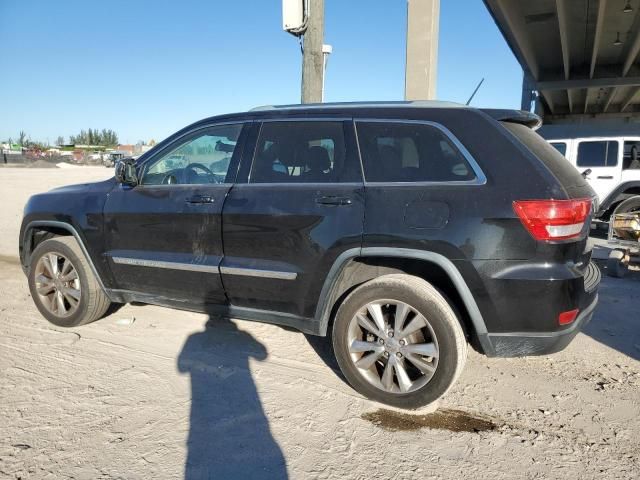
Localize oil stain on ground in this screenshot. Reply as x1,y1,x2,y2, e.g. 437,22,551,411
362,408,500,433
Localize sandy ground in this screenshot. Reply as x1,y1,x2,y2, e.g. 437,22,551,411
1,168,639,479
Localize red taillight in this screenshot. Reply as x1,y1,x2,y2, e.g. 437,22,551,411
512,198,592,241
558,308,579,325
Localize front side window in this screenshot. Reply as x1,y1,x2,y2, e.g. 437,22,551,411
142,124,242,185
550,142,567,157
250,121,354,183
356,122,476,182
577,140,618,167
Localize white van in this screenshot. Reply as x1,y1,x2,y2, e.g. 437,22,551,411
542,132,640,219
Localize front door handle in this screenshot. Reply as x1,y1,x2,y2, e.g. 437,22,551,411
315,195,352,206
186,195,215,204
596,176,614,179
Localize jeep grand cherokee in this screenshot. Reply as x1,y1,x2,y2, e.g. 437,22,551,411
19,101,600,408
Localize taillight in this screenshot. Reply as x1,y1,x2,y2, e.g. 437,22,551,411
512,198,592,241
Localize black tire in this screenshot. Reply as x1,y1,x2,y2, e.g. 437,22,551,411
28,237,111,327
607,249,628,278
332,274,467,410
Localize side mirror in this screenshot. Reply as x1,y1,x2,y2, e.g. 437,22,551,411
115,157,139,186
581,168,592,179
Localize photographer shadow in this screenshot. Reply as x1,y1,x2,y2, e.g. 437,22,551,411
178,316,287,479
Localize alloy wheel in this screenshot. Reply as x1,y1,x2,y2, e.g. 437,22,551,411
33,252,81,317
346,300,439,394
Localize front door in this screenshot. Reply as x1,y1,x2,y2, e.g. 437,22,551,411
103,122,246,307
221,120,365,320
575,138,621,202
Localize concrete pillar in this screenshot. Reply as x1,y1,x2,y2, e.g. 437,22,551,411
405,0,440,100
521,72,536,111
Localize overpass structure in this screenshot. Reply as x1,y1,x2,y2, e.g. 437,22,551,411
484,0,640,125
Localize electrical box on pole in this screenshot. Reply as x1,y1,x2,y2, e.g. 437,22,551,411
283,0,307,36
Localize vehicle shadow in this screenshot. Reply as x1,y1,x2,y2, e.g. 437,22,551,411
582,259,640,362
177,315,288,479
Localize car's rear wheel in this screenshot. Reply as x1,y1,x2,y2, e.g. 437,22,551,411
332,274,467,409
28,237,111,327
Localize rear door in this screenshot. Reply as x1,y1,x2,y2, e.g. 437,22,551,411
221,119,364,320
574,138,621,201
103,122,246,306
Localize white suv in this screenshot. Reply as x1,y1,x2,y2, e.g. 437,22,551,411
546,136,640,219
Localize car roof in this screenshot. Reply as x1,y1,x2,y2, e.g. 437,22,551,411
187,101,539,128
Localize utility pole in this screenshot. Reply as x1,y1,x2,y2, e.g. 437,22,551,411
301,0,324,103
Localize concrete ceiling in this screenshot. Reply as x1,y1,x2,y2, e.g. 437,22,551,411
484,0,640,119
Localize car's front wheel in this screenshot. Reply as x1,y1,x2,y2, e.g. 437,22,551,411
332,274,467,409
28,237,111,327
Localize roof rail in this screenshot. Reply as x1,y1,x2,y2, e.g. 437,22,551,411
249,100,466,112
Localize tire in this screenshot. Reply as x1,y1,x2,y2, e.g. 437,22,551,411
332,274,467,410
28,237,111,327
607,249,628,278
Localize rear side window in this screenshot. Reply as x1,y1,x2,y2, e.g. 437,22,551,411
577,141,618,167
356,121,476,182
624,140,640,170
502,122,588,188
250,121,359,183
550,142,567,157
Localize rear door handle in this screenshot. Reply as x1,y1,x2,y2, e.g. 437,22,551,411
186,195,215,204
315,195,352,206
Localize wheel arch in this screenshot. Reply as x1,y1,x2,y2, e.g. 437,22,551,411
598,182,640,219
21,220,112,301
314,247,494,355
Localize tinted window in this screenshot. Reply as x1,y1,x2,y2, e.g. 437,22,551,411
142,124,242,185
250,121,355,183
550,142,567,157
356,122,476,182
502,122,589,190
577,141,618,167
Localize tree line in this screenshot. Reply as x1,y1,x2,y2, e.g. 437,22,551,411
67,128,119,147
5,129,119,149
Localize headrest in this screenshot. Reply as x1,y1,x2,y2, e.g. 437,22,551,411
307,146,331,172
378,145,401,168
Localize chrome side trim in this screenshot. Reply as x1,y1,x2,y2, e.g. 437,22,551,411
24,221,113,301
220,266,297,280
353,118,488,186
111,256,219,273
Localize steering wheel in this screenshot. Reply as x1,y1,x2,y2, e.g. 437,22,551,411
185,163,213,175
161,173,178,184
184,163,222,184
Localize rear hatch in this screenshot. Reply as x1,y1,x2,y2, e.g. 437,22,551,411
497,116,598,277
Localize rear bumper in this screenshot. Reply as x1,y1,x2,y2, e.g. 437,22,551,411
482,294,598,357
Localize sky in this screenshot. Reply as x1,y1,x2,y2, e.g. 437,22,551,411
0,0,523,145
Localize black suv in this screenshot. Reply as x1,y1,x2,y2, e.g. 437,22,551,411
19,101,600,409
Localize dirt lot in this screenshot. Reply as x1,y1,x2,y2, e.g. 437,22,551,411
1,168,639,479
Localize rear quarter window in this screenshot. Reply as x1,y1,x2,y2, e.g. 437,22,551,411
502,122,589,191
356,121,477,183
